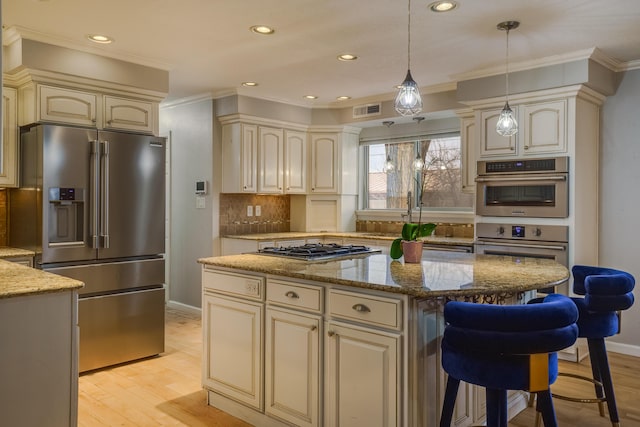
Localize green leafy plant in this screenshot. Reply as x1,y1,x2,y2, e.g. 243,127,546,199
390,222,436,259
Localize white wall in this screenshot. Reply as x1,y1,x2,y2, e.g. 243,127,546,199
159,98,214,309
600,68,640,353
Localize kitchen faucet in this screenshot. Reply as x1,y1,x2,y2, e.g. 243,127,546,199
401,190,413,223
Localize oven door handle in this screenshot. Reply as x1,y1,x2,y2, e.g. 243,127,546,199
476,241,567,251
475,175,567,183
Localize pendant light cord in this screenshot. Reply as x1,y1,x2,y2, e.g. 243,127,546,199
407,0,412,71
505,27,510,103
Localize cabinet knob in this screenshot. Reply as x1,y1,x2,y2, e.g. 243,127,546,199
352,303,371,313
524,145,529,150
310,325,317,332
328,331,336,337
285,291,299,299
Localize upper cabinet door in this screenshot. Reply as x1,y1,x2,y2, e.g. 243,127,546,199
478,107,517,158
39,85,98,127
221,123,258,193
310,133,339,194
460,115,476,193
284,130,307,194
0,87,18,187
258,127,284,194
520,99,567,155
103,96,155,134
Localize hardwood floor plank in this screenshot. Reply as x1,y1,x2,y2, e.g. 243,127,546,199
79,307,640,426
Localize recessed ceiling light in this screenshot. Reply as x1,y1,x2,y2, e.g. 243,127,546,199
428,1,458,12
337,54,358,61
336,96,351,101
303,95,318,100
242,82,258,87
87,34,114,44
250,25,275,35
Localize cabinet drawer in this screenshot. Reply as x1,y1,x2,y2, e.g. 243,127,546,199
202,268,264,300
267,280,322,313
328,289,402,330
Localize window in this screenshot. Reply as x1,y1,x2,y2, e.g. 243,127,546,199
365,135,473,211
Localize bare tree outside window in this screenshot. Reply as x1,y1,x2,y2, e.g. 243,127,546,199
366,136,473,211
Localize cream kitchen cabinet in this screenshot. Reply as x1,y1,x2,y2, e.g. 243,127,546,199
18,84,159,134
221,123,258,193
284,130,307,193
103,95,155,133
202,269,265,411
308,128,359,195
519,99,567,155
0,87,18,187
477,99,567,159
258,127,285,193
325,288,402,427
265,279,322,427
478,107,518,157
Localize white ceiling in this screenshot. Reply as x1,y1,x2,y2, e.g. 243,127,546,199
4,0,640,109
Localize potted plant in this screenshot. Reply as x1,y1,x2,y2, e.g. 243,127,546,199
389,160,436,263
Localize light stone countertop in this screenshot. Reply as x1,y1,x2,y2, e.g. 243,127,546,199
222,232,474,247
198,251,568,299
0,247,36,259
0,259,84,299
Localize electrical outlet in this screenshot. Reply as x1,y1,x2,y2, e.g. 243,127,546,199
247,205,253,216
255,205,261,216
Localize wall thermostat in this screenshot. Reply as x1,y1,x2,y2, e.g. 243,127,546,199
195,180,208,195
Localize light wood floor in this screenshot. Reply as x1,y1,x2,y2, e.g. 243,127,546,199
79,307,640,426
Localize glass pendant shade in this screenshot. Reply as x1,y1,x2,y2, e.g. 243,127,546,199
384,155,395,172
413,153,425,171
496,101,518,136
395,70,423,116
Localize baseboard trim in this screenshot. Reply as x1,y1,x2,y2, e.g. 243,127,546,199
606,341,640,358
167,300,202,316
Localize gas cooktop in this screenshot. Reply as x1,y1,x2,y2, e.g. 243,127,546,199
256,243,381,261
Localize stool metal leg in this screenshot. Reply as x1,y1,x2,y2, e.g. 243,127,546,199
589,338,620,427
587,338,608,417
440,376,460,427
536,390,558,427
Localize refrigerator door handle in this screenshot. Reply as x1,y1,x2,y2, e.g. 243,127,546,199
100,140,110,249
90,140,100,249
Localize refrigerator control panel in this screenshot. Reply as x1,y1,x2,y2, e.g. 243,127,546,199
49,187,84,202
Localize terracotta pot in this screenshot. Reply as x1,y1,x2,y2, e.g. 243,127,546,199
402,240,423,263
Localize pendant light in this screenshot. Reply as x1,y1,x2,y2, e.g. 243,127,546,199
394,0,423,116
496,21,519,137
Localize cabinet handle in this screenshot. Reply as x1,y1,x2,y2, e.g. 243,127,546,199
310,325,317,332
107,120,113,125
285,291,299,299
327,331,336,337
524,145,529,150
352,303,371,313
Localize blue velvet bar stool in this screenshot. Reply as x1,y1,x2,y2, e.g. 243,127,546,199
440,294,579,427
549,265,635,427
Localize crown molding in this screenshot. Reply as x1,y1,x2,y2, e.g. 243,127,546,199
3,25,173,71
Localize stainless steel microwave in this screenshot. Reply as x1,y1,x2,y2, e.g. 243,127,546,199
475,157,569,218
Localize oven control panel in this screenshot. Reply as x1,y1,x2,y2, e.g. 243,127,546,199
477,156,569,175
476,223,568,243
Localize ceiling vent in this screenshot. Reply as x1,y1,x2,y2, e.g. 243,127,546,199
353,103,382,119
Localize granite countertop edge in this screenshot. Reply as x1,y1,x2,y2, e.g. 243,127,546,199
198,253,569,299
0,259,84,299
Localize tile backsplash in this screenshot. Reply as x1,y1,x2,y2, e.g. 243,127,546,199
220,194,290,236
356,220,474,238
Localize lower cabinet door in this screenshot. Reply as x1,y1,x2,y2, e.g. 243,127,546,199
324,321,400,427
202,293,263,410
265,307,320,427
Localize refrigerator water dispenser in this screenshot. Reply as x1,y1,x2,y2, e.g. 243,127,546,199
48,187,85,246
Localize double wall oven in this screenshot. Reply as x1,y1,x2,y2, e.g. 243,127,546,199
475,156,571,294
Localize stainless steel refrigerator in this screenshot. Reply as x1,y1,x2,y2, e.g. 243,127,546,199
9,124,166,372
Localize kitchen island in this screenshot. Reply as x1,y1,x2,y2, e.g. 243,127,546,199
0,259,84,427
198,251,568,427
